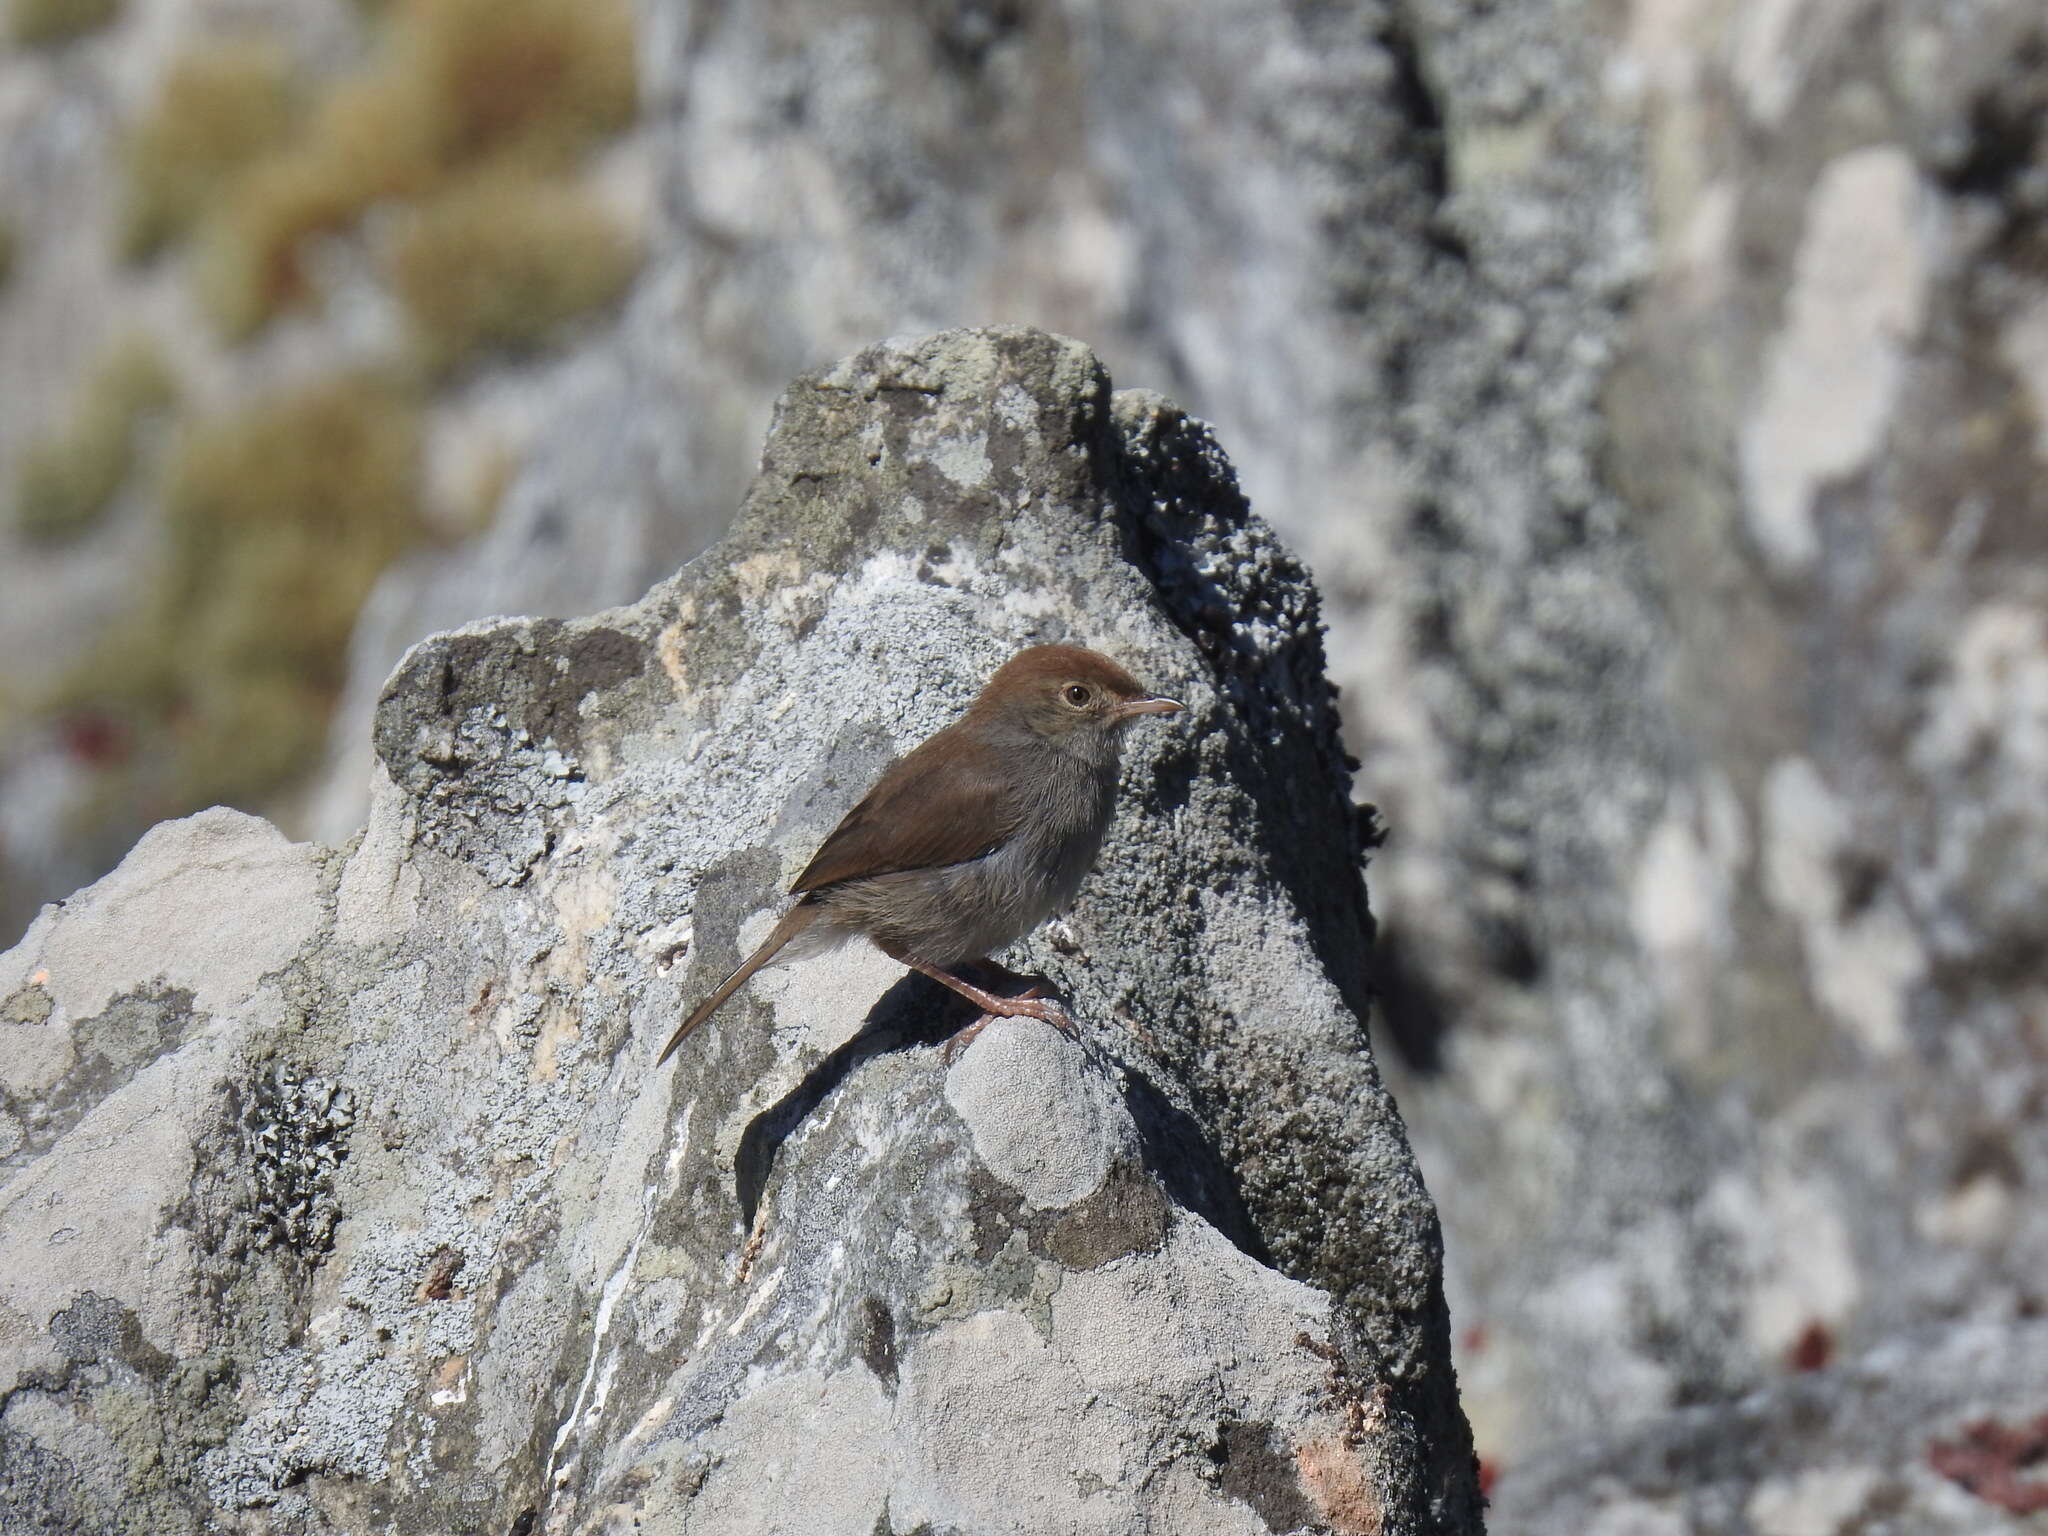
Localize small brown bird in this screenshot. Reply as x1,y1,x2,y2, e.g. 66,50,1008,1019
658,643,1183,1062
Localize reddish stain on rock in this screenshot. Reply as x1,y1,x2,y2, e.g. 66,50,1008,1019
1786,1319,1833,1372
1296,1435,1385,1535
417,1246,466,1302
1928,1414,2048,1514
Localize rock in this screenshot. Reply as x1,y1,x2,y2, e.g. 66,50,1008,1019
0,327,1480,1535
301,350,722,847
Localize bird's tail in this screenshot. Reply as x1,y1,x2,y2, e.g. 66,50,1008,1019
657,902,820,1064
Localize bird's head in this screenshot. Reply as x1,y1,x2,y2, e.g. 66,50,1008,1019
971,643,1183,746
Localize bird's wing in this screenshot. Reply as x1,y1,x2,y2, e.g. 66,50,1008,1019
790,724,1022,893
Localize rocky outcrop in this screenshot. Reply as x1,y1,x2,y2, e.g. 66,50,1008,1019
0,328,1481,1535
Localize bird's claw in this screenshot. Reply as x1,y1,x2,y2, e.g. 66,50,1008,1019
942,1015,991,1066
940,991,1080,1062
1010,993,1080,1040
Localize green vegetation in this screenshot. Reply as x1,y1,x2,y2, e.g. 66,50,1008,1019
120,42,296,262
13,338,176,543
200,0,637,336
17,0,640,830
58,375,425,809
386,0,639,169
393,176,638,373
10,0,118,47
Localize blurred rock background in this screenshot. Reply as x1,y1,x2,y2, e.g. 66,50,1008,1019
3,0,2046,1529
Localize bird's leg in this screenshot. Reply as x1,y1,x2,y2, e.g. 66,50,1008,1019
939,959,1077,1065
902,959,1079,1056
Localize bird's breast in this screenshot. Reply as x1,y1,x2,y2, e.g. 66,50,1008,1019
1006,752,1120,909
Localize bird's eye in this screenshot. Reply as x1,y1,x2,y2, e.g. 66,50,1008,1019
1063,684,1092,708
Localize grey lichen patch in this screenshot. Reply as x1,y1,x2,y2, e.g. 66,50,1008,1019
373,620,652,886
923,427,993,489
3,982,54,1026
0,985,196,1174
966,1156,1168,1277
943,1024,1131,1209
240,1061,356,1260
192,1200,506,1514
0,1424,86,1534
76,987,195,1068
909,1220,1064,1343
49,1291,169,1374
967,1161,1031,1264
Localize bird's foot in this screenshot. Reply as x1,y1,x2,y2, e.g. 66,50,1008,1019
962,961,1077,1039
999,990,1080,1040
910,959,1081,1056
939,995,1078,1064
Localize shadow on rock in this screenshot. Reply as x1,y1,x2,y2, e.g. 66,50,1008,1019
734,970,1272,1273
733,972,970,1227
1119,1064,1272,1267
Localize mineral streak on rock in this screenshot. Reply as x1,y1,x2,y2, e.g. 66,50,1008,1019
0,328,1480,1534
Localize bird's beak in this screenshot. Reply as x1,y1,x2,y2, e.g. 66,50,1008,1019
1116,695,1184,721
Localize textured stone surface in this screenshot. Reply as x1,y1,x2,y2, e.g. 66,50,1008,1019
1500,1321,2048,1535
1419,9,2048,1528
0,328,1479,1534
